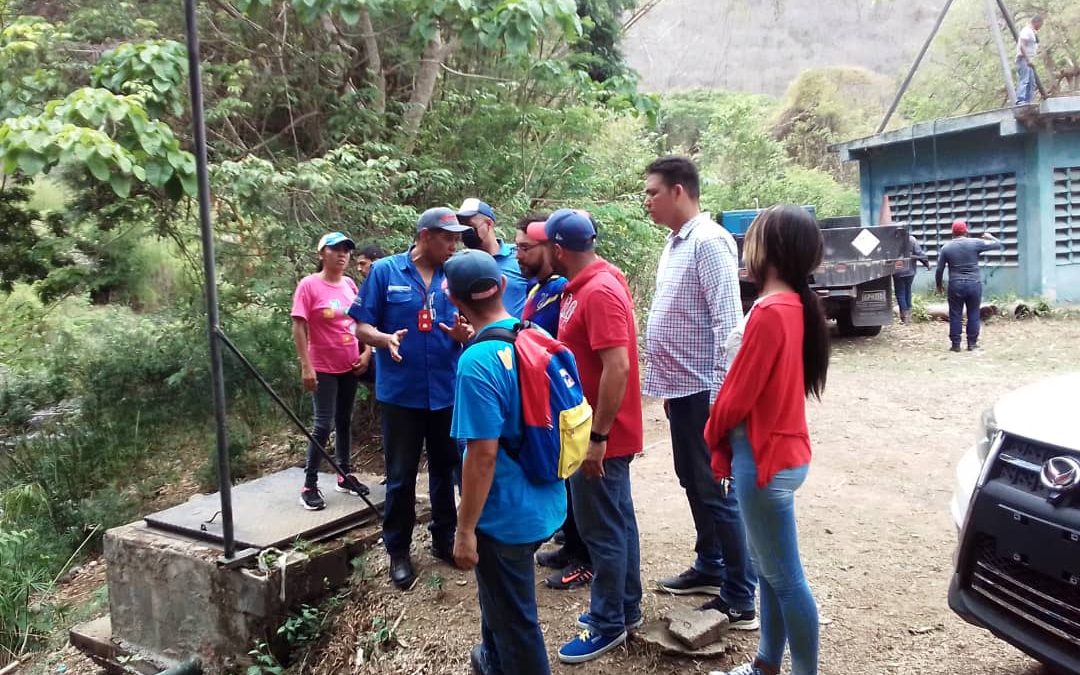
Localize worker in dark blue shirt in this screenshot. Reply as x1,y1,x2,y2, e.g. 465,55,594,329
456,198,529,318
935,219,1003,352
894,234,930,324
349,207,475,590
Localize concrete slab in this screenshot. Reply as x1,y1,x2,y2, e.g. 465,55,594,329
143,469,385,549
635,619,730,658
69,616,162,674
665,606,729,650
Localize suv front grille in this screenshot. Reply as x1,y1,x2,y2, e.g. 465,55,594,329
990,434,1080,499
969,534,1080,648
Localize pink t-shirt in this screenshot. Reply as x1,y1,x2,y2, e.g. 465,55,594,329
291,274,360,374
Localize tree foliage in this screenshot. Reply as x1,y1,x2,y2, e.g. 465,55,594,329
902,0,1080,121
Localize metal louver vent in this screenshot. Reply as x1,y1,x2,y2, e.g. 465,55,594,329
1054,166,1080,265
885,173,1019,267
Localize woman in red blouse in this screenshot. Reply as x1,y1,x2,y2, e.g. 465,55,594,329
705,205,829,675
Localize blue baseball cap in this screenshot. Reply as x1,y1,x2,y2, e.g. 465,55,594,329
444,250,502,301
317,232,355,251
456,198,497,223
545,209,596,252
417,207,471,233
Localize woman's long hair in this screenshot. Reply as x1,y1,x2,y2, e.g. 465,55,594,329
743,204,830,399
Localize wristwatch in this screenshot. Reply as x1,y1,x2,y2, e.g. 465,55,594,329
589,431,609,443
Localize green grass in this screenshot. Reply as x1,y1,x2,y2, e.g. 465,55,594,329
26,178,68,212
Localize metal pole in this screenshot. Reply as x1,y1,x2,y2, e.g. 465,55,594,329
993,0,1047,98
986,0,1017,105
184,0,235,559
876,0,956,134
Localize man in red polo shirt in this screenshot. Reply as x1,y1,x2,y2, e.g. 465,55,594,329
545,209,644,664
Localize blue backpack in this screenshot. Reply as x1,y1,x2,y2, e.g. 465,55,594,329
470,322,592,483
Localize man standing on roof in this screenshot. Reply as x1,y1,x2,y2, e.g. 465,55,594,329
1015,15,1043,105
935,219,1003,352
349,207,475,590
457,198,529,318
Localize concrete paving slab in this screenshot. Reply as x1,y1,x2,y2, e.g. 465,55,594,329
635,619,729,658
143,468,385,549
665,606,729,650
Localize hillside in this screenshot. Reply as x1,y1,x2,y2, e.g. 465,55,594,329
622,0,941,96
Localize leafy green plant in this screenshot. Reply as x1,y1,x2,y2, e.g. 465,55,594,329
0,529,53,664
246,641,284,675
0,86,196,198
0,16,71,118
276,604,322,648
92,40,188,117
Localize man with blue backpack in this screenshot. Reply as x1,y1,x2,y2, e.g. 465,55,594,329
445,249,591,675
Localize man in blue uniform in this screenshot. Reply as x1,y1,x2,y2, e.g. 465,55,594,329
456,197,529,318
350,207,474,589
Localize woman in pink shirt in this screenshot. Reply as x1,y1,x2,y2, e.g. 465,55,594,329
291,232,369,511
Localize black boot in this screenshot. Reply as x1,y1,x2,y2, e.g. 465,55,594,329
389,554,416,590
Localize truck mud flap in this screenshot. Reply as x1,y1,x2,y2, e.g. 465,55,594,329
851,276,893,327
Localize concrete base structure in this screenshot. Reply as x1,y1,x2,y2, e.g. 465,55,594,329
69,470,417,674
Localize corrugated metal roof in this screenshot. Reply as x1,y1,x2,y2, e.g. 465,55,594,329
832,96,1080,161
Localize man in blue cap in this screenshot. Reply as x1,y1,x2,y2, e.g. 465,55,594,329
349,207,475,590
456,197,529,318
445,249,566,675
544,209,644,665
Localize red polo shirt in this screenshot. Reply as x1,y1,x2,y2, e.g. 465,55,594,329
558,259,643,459
704,292,813,487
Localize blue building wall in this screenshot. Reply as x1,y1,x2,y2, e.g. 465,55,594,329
851,123,1080,302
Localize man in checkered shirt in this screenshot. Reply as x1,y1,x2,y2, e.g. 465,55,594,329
643,157,758,629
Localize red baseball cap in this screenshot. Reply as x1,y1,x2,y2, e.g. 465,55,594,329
952,219,968,235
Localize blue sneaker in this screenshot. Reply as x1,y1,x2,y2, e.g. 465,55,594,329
557,628,627,664
576,612,644,632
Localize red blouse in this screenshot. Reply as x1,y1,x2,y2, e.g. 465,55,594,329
704,292,813,487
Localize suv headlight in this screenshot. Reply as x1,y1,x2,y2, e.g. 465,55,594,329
976,406,998,462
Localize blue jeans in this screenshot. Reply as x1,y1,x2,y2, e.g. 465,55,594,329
893,274,914,313
472,533,550,675
569,455,642,637
730,426,818,675
380,403,459,556
667,392,755,611
1016,57,1036,104
947,279,982,347
304,371,359,486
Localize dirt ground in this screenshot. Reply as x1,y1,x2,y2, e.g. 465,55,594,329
39,314,1080,675
320,315,1080,675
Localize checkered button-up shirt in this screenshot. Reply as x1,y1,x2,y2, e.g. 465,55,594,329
643,213,742,401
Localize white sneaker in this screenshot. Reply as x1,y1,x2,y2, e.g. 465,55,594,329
708,664,761,675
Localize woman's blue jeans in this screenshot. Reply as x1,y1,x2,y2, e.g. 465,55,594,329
730,425,819,675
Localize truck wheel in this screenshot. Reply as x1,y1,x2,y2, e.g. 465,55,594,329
835,315,882,337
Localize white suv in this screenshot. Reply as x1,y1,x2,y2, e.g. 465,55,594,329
948,372,1080,674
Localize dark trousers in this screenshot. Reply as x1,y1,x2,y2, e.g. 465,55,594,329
304,371,359,486
380,403,459,556
668,391,757,611
893,274,914,313
560,481,591,564
473,533,550,675
948,280,982,347
570,455,642,637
